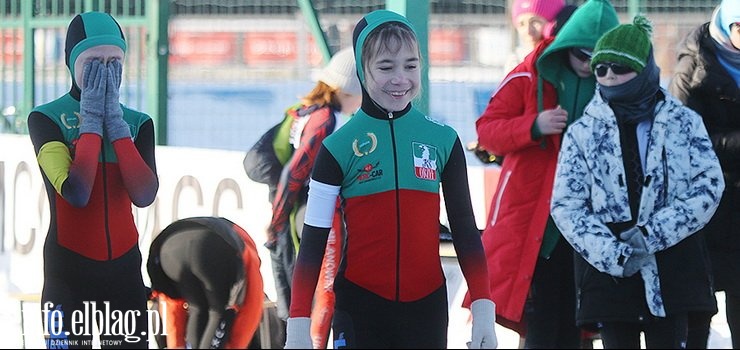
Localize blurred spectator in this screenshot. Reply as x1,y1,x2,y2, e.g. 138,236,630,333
668,0,740,348
552,15,724,349
504,0,566,72
469,0,618,348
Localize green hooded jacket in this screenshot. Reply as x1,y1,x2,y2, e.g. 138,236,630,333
536,0,619,124
535,0,618,258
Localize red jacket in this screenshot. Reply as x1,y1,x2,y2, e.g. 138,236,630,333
474,38,560,329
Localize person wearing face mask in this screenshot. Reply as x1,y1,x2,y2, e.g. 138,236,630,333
282,9,496,349
28,11,158,349
551,15,724,349
264,46,361,349
470,1,618,347
668,1,740,347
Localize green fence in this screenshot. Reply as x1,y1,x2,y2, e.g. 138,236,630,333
0,0,167,141
0,0,723,151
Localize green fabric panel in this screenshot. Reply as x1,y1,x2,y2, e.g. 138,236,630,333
539,216,562,258
324,109,456,199
272,103,301,165
37,141,72,194
33,93,147,163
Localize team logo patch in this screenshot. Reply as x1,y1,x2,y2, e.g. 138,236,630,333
355,161,382,183
413,142,437,180
61,112,81,129
352,132,377,157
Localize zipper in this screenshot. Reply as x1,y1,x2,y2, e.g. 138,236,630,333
662,147,668,203
490,170,512,227
388,111,402,301
101,141,112,260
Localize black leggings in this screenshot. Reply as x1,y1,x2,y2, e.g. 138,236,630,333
158,228,242,349
599,314,689,349
332,278,448,349
41,245,148,349
687,291,740,349
729,291,740,349
523,237,581,349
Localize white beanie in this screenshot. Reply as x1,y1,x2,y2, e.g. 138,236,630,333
318,47,361,96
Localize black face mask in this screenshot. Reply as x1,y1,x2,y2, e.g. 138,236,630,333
598,50,661,125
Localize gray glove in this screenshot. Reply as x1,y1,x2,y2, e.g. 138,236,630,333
79,60,107,136
284,317,312,349
469,299,498,349
104,59,131,141
620,227,649,277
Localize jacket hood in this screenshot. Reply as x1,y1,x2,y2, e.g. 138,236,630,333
352,10,416,119
65,11,126,88
536,0,619,82
352,9,415,85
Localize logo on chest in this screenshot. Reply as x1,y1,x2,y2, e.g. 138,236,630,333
355,161,383,183
413,142,437,181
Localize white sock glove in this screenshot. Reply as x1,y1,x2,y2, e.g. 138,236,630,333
469,299,498,349
284,317,312,349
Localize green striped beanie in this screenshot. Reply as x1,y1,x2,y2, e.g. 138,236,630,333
591,15,653,73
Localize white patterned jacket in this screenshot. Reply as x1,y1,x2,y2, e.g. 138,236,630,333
550,88,725,317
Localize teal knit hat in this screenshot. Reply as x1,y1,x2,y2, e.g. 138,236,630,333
591,15,653,73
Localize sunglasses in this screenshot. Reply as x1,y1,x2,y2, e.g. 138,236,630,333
594,62,634,77
570,48,592,62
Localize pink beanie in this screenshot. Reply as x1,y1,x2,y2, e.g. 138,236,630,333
511,0,566,23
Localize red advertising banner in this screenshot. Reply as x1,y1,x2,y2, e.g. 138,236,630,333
169,32,237,65
1,31,23,65
430,28,465,65
242,32,323,67
243,32,298,64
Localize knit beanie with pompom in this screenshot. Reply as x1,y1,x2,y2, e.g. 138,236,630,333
591,15,653,74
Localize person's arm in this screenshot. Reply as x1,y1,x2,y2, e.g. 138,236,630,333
442,138,497,349
153,292,188,349
550,126,636,277
226,224,265,349
103,60,158,207
441,138,490,301
284,146,340,349
475,69,541,156
667,25,701,106
288,146,341,318
667,54,696,106
28,111,102,208
268,108,335,238
640,107,725,252
112,118,158,207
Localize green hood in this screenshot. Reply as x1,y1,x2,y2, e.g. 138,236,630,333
352,9,415,85
537,0,619,83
